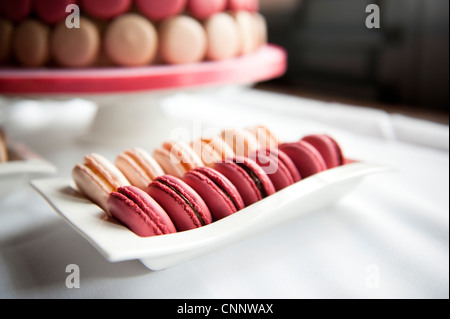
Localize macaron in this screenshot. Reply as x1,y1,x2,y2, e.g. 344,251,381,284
187,0,227,20
228,0,259,12
221,128,260,158
191,136,235,168
0,18,13,63
184,166,244,221
0,0,32,22
12,19,50,67
34,0,77,24
232,10,259,55
279,141,327,179
0,128,8,163
301,135,344,169
204,12,240,61
80,0,132,20
72,153,130,213
158,15,207,65
104,13,158,67
214,156,275,207
153,141,204,178
254,12,268,47
51,16,100,67
147,175,212,232
116,148,165,190
249,148,300,192
135,0,187,22
246,125,279,150
108,186,176,237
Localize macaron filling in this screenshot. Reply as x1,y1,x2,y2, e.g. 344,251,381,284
157,178,207,226
235,162,267,198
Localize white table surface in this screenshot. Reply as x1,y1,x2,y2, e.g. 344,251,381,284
0,87,448,299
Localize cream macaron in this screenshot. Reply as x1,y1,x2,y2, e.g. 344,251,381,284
12,19,50,67
0,19,13,64
104,13,158,67
158,15,207,65
204,12,240,61
232,10,259,55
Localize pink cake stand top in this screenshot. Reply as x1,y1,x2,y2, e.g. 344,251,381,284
0,45,286,95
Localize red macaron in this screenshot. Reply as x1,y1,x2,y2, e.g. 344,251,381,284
79,0,132,20
135,0,187,21
228,0,259,12
187,0,227,20
279,141,327,179
214,156,275,207
250,148,301,192
183,166,245,221
0,0,32,22
34,0,77,24
147,175,212,232
108,186,176,237
301,134,344,169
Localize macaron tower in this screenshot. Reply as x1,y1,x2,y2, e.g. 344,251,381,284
72,125,348,238
0,0,268,68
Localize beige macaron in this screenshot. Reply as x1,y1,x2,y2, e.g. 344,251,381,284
0,19,13,64
12,19,50,67
191,136,235,167
158,15,207,65
204,12,240,61
232,11,259,55
222,128,260,158
154,141,204,178
51,16,100,68
0,129,8,163
104,13,158,67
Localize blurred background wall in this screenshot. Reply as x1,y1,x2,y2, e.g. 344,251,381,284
260,0,449,118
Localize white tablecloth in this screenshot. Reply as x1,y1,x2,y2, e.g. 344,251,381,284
0,87,448,299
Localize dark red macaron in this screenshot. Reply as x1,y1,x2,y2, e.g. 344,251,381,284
34,0,78,24
183,166,244,221
279,141,327,179
135,0,187,21
301,134,344,169
79,0,132,20
147,175,212,232
0,0,32,22
214,156,275,207
249,148,301,191
187,0,227,20
108,186,177,237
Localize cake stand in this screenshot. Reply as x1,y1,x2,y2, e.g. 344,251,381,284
0,45,287,145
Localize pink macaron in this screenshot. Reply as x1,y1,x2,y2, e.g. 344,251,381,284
135,0,187,21
108,186,176,237
301,134,344,169
279,141,327,179
214,156,275,207
0,0,32,22
250,148,300,191
228,0,259,11
187,0,227,20
34,0,77,24
184,166,244,221
80,0,132,20
147,175,212,232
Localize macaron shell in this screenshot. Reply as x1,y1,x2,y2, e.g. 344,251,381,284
51,17,100,67
188,0,227,20
34,0,77,24
116,148,164,190
204,12,240,61
108,186,176,237
302,135,344,168
279,142,327,178
0,0,32,22
158,15,207,65
0,18,13,63
222,129,259,158
136,0,187,21
184,167,244,221
147,175,212,232
153,147,185,178
80,0,132,20
250,149,294,191
276,148,301,182
104,14,158,67
232,10,259,55
228,0,259,11
246,125,279,150
12,19,50,67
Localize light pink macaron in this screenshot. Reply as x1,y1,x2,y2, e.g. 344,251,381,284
187,0,227,20
135,0,187,21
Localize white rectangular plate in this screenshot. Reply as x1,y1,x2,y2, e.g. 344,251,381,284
31,162,392,270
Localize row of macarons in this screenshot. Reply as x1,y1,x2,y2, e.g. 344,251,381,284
0,0,259,23
72,126,346,237
0,10,267,67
